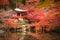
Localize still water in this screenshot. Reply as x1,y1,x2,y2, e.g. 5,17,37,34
0,31,60,40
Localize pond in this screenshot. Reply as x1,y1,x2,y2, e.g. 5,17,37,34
0,31,60,40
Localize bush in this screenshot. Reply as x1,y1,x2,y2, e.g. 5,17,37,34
52,26,60,33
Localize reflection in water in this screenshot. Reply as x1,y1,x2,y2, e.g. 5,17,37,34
0,31,60,40
4,33,19,40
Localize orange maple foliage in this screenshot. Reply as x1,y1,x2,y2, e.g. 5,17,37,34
4,19,19,29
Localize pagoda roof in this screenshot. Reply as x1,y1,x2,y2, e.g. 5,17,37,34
14,8,28,12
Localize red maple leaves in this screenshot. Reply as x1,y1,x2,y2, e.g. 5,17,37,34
25,7,60,31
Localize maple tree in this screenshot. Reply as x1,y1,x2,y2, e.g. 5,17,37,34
24,6,60,31
4,19,19,29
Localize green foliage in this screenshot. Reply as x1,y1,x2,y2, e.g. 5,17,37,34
9,0,16,9
17,0,26,5
54,26,60,32
55,26,60,30
24,19,31,24
9,0,26,9
0,25,6,28
22,0,26,5
40,0,45,4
